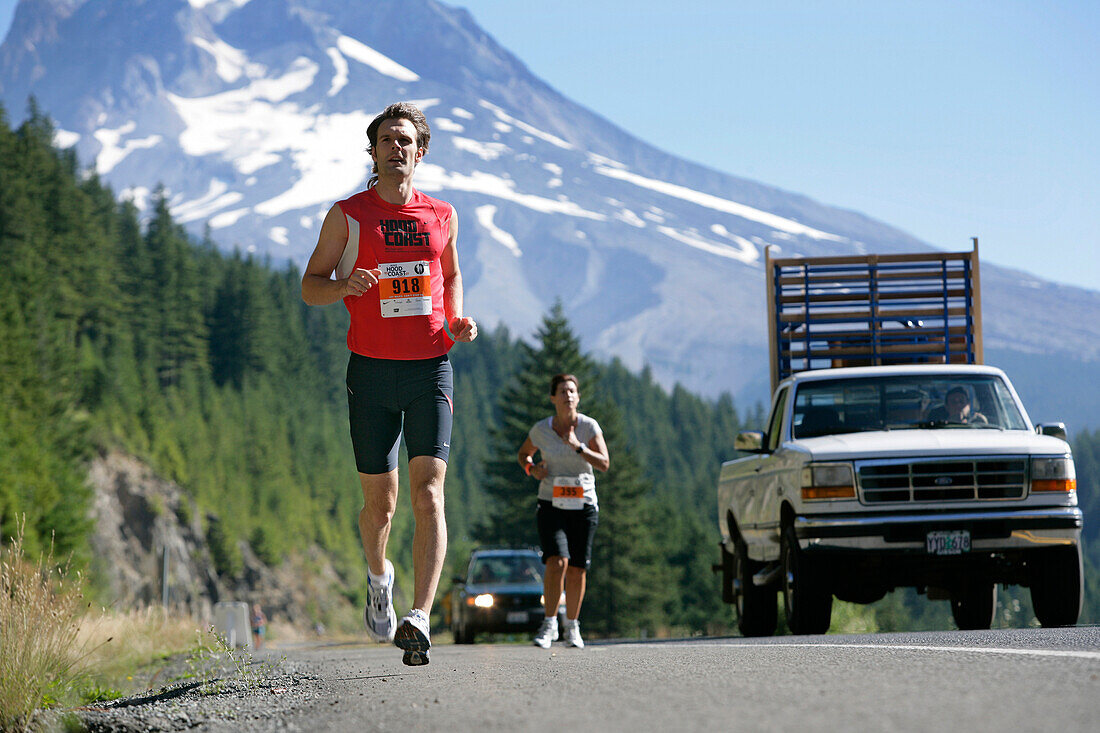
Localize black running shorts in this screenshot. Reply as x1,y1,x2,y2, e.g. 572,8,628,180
346,353,454,474
536,500,599,570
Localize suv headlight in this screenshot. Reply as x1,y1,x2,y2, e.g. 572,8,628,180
801,463,856,500
1031,456,1076,492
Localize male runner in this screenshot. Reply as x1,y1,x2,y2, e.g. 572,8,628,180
301,102,477,666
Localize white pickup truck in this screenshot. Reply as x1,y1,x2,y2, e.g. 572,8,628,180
717,247,1083,635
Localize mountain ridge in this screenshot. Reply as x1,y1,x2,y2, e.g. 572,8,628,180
3,0,1098,427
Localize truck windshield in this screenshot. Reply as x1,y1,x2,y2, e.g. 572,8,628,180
791,374,1028,438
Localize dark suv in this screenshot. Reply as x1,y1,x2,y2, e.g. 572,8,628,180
449,548,556,644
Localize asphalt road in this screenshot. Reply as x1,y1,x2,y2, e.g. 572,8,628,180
82,627,1100,732
266,628,1100,732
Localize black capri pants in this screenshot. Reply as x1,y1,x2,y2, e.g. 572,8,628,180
346,353,453,474
536,500,599,570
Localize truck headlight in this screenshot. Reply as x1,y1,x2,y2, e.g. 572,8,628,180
473,593,495,608
801,463,856,500
1031,456,1076,492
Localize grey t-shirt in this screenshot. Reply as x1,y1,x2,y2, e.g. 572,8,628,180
529,414,602,510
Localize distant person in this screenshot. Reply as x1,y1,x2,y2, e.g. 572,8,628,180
250,603,267,650
301,101,478,667
928,386,987,424
517,374,610,649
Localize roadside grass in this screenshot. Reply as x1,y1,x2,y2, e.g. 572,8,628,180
1,521,208,731
0,522,89,732
75,607,211,696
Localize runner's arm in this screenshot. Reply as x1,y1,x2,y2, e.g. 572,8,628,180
301,204,379,305
440,206,477,341
578,432,610,472
518,437,547,479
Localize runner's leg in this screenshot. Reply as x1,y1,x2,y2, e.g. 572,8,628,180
562,504,597,619
400,356,453,614
408,455,447,613
347,354,402,575
543,556,568,617
358,471,399,575
564,566,587,619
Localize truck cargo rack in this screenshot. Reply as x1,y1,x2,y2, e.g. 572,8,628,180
766,243,982,391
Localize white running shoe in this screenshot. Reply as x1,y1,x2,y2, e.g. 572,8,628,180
364,559,397,643
563,619,584,649
394,608,431,666
533,617,558,649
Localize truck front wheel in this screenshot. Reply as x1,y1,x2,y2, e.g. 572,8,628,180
733,538,777,637
1030,545,1083,628
781,525,833,635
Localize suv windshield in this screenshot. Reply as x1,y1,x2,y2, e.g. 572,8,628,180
792,374,1028,438
468,554,543,585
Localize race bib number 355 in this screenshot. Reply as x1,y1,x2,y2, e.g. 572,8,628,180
380,260,431,318
552,476,587,510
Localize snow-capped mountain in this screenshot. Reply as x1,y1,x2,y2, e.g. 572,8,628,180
3,0,1099,423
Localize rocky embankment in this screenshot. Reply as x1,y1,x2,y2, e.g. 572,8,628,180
87,450,358,634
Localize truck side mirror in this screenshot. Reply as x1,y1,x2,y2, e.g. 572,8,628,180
1036,423,1068,442
734,431,765,453
452,575,466,585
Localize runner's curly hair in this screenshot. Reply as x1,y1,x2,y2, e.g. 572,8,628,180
366,102,431,188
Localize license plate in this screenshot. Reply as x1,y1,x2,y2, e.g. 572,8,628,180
506,611,528,624
926,530,971,555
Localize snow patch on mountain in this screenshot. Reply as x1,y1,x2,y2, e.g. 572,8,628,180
478,100,573,150
325,48,348,96
335,35,419,82
251,111,375,216
93,122,162,175
416,164,606,220
173,180,243,224
452,136,508,161
269,226,289,246
209,207,249,229
475,205,521,257
54,129,81,149
657,226,758,263
593,165,843,242
190,35,253,83
434,117,463,132
710,224,762,262
166,57,318,158
615,208,646,228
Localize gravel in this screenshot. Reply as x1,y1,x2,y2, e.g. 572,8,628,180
75,649,327,732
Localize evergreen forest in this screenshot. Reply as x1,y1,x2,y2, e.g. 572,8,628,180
3,103,1099,638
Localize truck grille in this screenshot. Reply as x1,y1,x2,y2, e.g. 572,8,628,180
858,457,1027,503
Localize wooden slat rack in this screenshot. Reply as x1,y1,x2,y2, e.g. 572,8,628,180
766,242,983,391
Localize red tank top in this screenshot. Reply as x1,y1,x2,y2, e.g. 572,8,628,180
335,187,455,360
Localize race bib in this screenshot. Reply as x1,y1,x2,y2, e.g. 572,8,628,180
552,475,589,510
379,260,431,318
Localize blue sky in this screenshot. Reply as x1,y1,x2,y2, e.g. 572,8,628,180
2,0,1096,290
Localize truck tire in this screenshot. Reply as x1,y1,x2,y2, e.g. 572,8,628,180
781,525,833,635
1030,545,1083,628
720,543,736,604
734,538,777,637
950,583,996,630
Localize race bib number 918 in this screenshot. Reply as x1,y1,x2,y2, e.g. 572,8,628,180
380,260,432,318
